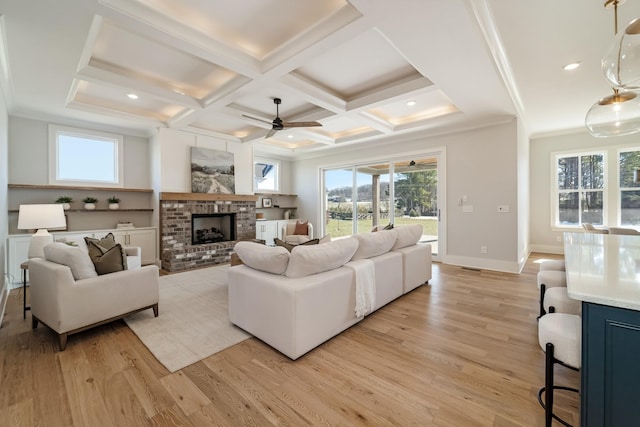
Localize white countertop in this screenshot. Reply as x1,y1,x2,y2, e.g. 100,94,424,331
564,232,640,311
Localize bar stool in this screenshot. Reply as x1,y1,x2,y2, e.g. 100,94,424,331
544,287,581,315
537,270,567,318
539,260,565,271
538,313,581,427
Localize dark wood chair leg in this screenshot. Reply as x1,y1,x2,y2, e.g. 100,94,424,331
32,315,39,329
59,333,68,351
153,303,159,317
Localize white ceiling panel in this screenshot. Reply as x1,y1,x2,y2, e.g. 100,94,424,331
6,0,631,156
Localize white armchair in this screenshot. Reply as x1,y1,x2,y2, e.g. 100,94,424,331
29,258,159,350
282,221,314,245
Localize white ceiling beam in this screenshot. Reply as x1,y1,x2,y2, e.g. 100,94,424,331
347,74,435,112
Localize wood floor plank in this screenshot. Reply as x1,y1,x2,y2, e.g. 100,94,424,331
0,253,579,426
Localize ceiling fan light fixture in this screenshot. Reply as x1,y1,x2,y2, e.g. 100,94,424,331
585,89,640,137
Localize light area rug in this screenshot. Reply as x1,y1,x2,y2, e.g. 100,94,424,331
124,265,250,372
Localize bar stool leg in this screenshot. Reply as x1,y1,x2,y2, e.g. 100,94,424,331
538,284,546,319
545,343,554,427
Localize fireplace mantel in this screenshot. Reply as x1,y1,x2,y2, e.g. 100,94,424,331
160,192,258,202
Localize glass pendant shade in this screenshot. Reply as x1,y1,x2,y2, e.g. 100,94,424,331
585,89,640,137
603,18,640,88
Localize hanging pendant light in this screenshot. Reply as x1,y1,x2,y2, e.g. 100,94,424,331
602,17,640,88
586,88,640,136
585,0,640,137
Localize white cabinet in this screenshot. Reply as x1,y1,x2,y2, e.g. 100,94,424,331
6,235,31,286
5,227,158,287
107,228,157,266
255,220,296,245
256,220,279,245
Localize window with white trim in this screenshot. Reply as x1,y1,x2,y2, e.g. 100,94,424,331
48,124,124,187
554,151,606,226
619,149,640,226
253,160,279,192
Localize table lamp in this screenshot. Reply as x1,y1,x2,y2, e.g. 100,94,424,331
17,204,66,258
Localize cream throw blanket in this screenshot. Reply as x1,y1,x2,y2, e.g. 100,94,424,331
346,259,376,317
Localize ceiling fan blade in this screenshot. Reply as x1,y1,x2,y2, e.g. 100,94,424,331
282,121,322,128
242,114,273,125
265,128,277,139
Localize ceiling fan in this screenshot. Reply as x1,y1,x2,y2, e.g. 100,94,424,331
243,97,322,138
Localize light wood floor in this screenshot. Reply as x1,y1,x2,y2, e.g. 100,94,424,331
0,253,579,426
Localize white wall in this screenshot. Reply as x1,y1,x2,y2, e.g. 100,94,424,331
154,128,253,194
293,120,523,272
0,91,8,284
530,129,640,253
517,118,530,266
8,116,150,188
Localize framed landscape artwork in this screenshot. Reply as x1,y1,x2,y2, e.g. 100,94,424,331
191,147,235,194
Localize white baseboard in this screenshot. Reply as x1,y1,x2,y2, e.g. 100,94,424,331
442,255,522,273
529,244,564,255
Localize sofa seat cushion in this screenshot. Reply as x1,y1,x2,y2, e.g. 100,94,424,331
234,241,290,275
351,229,397,260
285,237,358,278
43,242,98,280
392,224,423,250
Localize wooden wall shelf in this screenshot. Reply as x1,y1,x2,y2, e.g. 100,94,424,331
160,192,258,202
9,184,153,193
8,209,153,213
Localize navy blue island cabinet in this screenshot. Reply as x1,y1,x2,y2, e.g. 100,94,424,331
581,302,640,426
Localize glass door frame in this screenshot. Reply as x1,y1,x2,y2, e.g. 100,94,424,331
319,148,446,262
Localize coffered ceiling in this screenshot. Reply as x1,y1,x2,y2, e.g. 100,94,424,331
2,0,640,157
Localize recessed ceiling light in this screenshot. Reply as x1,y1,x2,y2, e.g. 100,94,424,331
407,100,417,106
563,62,581,71
127,93,139,100
287,135,294,139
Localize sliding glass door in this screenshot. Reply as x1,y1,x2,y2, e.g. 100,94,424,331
322,152,444,260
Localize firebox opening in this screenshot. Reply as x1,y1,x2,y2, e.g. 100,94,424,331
191,213,236,245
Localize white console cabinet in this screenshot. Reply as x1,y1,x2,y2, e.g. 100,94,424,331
5,227,157,287
255,220,295,245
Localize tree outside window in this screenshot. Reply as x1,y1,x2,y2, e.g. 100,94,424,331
556,153,605,226
619,150,640,225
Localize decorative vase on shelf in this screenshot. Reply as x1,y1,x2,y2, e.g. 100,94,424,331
84,203,96,210
109,203,119,210
62,203,70,210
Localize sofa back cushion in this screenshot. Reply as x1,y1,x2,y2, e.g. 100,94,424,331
351,229,397,260
392,224,423,250
285,237,358,278
234,241,290,275
44,242,98,280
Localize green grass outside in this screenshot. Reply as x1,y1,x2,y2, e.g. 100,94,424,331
325,216,438,238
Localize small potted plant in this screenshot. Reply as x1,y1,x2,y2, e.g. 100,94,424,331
107,196,120,210
83,196,98,210
55,196,73,210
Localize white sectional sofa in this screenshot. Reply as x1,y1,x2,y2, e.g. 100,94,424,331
228,224,432,360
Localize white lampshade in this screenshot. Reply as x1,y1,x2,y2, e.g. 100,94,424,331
17,204,66,258
585,89,640,137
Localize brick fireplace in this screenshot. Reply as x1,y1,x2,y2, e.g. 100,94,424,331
160,192,258,272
